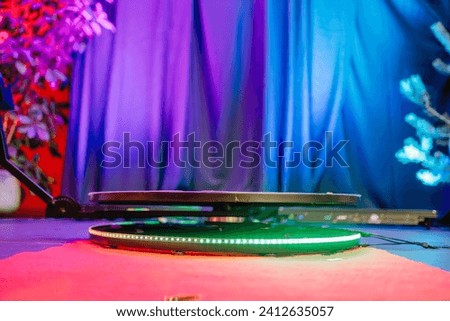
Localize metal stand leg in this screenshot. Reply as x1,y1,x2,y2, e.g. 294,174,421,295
1,116,80,217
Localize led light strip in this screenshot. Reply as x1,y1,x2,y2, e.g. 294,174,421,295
89,227,360,245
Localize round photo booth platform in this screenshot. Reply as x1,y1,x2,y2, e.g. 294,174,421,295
88,191,362,256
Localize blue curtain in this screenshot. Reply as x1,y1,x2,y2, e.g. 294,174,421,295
63,0,450,215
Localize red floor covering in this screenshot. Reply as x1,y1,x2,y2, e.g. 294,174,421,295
0,241,449,300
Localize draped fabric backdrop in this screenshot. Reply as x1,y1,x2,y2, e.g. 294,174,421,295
63,0,450,215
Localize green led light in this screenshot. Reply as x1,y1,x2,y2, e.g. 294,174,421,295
103,232,360,246
92,230,358,247
171,206,204,211
89,223,362,255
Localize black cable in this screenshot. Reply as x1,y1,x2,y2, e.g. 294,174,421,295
370,241,411,246
362,232,450,249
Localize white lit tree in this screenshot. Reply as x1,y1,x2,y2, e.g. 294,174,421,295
396,22,450,186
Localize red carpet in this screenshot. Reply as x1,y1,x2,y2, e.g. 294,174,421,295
0,241,449,300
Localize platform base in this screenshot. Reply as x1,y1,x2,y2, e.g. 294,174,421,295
89,221,361,256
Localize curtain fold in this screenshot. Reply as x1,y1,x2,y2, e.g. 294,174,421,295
63,0,264,203
63,0,449,214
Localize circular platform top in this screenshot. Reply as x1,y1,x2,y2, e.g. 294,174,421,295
89,190,360,206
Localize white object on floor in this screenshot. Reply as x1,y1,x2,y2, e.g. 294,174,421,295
0,169,21,214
